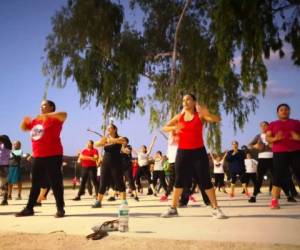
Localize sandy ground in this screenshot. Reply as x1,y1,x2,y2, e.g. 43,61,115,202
0,185,299,250
0,232,299,250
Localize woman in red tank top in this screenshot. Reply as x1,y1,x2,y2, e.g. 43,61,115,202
160,94,227,219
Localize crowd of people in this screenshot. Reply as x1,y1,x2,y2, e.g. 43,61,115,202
0,96,299,220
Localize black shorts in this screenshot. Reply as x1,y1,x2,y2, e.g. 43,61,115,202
174,147,213,190
272,151,300,187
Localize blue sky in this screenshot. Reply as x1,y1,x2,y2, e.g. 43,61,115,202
0,1,299,156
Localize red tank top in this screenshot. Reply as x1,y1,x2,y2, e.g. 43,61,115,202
178,112,204,149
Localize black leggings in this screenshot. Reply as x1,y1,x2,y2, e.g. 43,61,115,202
152,170,168,192
98,154,125,194
166,163,175,196
253,158,273,196
229,171,246,184
174,147,213,190
214,173,225,188
272,151,300,188
124,167,136,191
244,173,257,187
78,167,99,196
135,165,152,189
27,156,64,210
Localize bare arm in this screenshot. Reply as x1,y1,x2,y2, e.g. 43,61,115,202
147,136,157,155
162,114,181,133
20,116,32,131
266,131,284,143
198,106,221,123
36,111,67,122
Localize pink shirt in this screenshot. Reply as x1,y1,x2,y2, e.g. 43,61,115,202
267,119,300,152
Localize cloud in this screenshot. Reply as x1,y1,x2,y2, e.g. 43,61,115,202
265,80,296,99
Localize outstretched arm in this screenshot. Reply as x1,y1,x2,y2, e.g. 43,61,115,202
147,136,157,155
198,105,221,123
162,114,181,133
36,112,67,122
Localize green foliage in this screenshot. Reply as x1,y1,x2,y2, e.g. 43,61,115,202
44,0,300,151
43,0,145,122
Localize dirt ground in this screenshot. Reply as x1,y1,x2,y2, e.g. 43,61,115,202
0,232,299,250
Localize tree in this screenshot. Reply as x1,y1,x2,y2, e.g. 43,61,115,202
43,0,145,133
44,0,300,151
130,0,300,151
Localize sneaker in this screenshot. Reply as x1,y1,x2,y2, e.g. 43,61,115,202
0,200,8,206
159,195,168,202
287,196,297,203
34,202,42,207
92,200,102,208
15,208,34,217
270,199,280,209
107,196,116,202
189,195,196,202
72,196,81,201
211,207,227,219
147,189,153,195
55,209,65,218
134,196,139,201
248,196,256,203
153,193,157,197
160,207,178,218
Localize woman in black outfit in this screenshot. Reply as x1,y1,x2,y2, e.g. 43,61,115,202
92,124,126,208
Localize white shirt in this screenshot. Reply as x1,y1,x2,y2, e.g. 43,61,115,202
154,158,163,171
213,160,225,174
138,152,148,167
245,159,258,173
258,134,273,159
167,134,178,164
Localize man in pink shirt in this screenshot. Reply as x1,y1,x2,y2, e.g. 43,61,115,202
266,103,300,209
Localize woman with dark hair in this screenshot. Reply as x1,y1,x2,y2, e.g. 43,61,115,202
161,94,226,219
92,124,127,208
16,99,67,218
0,134,12,205
122,137,139,201
266,103,300,209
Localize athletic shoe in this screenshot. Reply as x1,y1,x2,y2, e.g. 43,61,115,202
248,196,256,203
287,196,297,203
55,209,65,218
189,195,196,202
147,189,153,195
159,195,168,202
92,200,102,208
15,208,34,217
134,196,139,201
153,193,157,197
72,196,81,201
270,199,280,209
211,207,227,219
0,200,8,206
160,207,178,218
107,196,116,201
34,202,42,207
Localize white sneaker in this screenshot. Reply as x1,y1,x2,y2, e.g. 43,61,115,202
160,207,178,218
211,207,227,219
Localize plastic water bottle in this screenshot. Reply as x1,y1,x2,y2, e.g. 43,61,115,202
118,200,129,232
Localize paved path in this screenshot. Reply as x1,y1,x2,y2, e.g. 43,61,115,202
0,187,299,246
